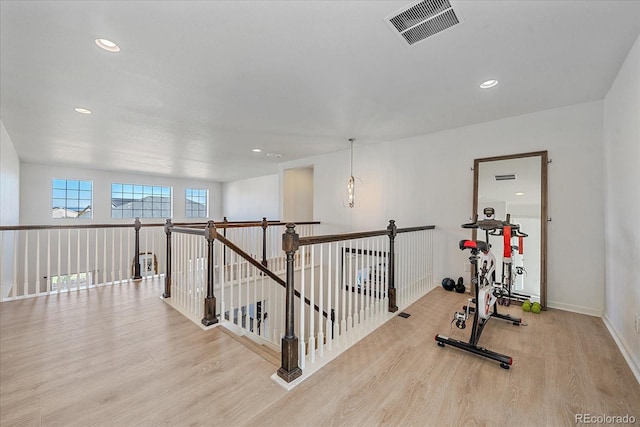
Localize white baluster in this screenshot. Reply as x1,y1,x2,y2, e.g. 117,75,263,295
102,229,106,285
23,230,29,296
76,229,80,290
57,229,61,292
111,229,115,284
340,242,346,338
36,231,40,295
326,243,332,351
92,229,96,287
218,240,225,324
365,239,370,323
118,227,123,283
318,243,324,358
299,245,305,369
85,229,90,289
309,244,315,364
229,250,235,325
347,240,353,332
12,231,18,299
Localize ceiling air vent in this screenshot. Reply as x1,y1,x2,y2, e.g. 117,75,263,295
495,174,517,181
386,0,462,46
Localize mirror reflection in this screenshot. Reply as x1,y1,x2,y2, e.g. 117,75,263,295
475,153,546,306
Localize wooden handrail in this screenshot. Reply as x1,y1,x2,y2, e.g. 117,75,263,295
169,226,206,237
298,224,435,246
215,232,329,319
0,220,321,232
397,225,436,234
215,233,285,287
299,229,389,246
0,223,138,231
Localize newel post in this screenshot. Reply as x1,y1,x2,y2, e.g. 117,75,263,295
163,219,173,298
277,223,302,383
202,220,219,326
387,220,398,313
132,217,142,280
261,217,268,268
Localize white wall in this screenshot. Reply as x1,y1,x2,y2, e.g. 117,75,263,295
1,121,20,298
281,101,605,316
222,174,279,221
283,167,314,222
19,163,223,225
603,34,640,380
0,121,20,226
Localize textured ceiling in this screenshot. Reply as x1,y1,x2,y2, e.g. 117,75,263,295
1,0,639,182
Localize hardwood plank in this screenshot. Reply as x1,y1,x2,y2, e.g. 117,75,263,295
1,282,638,427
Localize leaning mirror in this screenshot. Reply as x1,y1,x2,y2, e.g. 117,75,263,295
473,151,548,308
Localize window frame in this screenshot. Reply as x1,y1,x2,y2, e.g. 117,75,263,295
185,188,209,219
52,178,93,219
111,182,173,219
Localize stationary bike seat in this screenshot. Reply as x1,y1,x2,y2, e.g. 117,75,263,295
459,240,488,252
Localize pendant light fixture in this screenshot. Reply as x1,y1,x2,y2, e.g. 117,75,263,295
347,138,356,208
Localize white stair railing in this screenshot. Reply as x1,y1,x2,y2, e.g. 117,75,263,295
275,222,435,388
0,220,166,301
160,220,434,388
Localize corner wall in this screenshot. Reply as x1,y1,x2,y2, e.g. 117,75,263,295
281,101,605,316
603,34,640,381
222,174,279,221
0,121,20,226
1,121,20,298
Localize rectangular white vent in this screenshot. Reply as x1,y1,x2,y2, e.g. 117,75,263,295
386,0,462,46
495,174,517,181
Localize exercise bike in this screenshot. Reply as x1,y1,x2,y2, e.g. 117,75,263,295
435,212,523,369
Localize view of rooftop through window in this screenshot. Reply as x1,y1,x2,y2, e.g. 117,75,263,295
111,183,172,219
52,179,93,219
186,188,208,218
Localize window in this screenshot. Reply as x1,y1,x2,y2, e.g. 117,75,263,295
51,272,92,292
186,188,208,218
52,179,93,218
111,183,172,219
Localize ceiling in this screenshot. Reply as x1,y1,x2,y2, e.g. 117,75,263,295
477,156,541,211
1,0,639,182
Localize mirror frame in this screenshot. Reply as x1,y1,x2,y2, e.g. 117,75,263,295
472,151,548,308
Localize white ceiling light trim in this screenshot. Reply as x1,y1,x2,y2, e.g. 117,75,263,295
252,148,262,152
74,107,92,114
95,38,120,52
480,79,499,89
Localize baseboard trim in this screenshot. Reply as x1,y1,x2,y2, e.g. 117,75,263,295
546,300,602,317
602,314,640,385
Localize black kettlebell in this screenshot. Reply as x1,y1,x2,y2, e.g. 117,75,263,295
454,277,465,293
441,277,455,291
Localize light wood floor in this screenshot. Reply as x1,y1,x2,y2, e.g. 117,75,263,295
1,281,638,427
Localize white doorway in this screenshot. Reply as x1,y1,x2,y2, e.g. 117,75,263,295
283,167,314,222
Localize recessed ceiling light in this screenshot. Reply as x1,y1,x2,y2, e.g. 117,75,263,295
480,79,499,89
252,148,262,153
515,192,524,196
74,107,92,114
95,38,120,52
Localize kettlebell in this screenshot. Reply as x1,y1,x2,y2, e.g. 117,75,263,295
454,277,466,293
